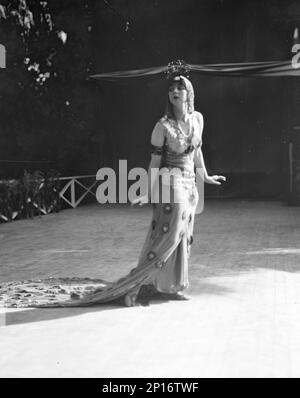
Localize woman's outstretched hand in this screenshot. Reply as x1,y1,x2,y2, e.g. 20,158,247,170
205,175,227,185
130,194,149,207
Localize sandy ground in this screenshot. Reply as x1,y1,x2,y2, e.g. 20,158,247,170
0,200,300,377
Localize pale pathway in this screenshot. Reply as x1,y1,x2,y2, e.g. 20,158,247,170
0,200,300,377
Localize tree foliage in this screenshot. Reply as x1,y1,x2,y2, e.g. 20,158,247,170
0,0,100,177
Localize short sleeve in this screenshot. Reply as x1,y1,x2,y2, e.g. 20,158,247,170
151,121,165,146
150,121,165,155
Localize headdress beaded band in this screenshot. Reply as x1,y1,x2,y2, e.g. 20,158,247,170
164,59,191,80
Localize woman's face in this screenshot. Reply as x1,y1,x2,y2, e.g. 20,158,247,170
168,81,188,107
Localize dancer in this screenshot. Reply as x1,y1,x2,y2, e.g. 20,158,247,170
1,75,226,308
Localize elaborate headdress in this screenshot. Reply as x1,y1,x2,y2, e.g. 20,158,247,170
164,59,191,80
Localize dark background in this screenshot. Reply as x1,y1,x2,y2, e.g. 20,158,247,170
0,0,299,198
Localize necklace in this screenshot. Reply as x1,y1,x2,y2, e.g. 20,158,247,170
175,114,193,139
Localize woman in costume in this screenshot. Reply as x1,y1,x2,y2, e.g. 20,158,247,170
125,75,226,305
1,75,225,308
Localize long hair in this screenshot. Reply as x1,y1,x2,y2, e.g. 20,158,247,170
165,75,195,119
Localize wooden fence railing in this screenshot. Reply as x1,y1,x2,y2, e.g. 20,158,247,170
58,175,98,208
0,175,98,222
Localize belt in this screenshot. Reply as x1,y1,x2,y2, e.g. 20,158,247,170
161,163,194,175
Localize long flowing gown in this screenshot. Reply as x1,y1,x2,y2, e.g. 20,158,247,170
0,111,203,308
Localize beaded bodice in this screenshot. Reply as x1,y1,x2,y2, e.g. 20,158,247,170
160,113,201,154
158,112,202,173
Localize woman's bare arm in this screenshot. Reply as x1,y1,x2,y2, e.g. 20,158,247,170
194,112,226,185
193,112,209,182
194,146,210,183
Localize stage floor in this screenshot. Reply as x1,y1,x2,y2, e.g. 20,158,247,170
1,200,300,377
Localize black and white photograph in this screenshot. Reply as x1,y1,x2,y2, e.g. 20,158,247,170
0,0,300,380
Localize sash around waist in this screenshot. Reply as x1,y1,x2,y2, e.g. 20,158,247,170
161,151,195,176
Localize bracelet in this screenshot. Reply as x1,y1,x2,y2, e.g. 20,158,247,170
151,145,163,156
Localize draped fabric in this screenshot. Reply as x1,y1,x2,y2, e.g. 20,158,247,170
89,60,300,82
